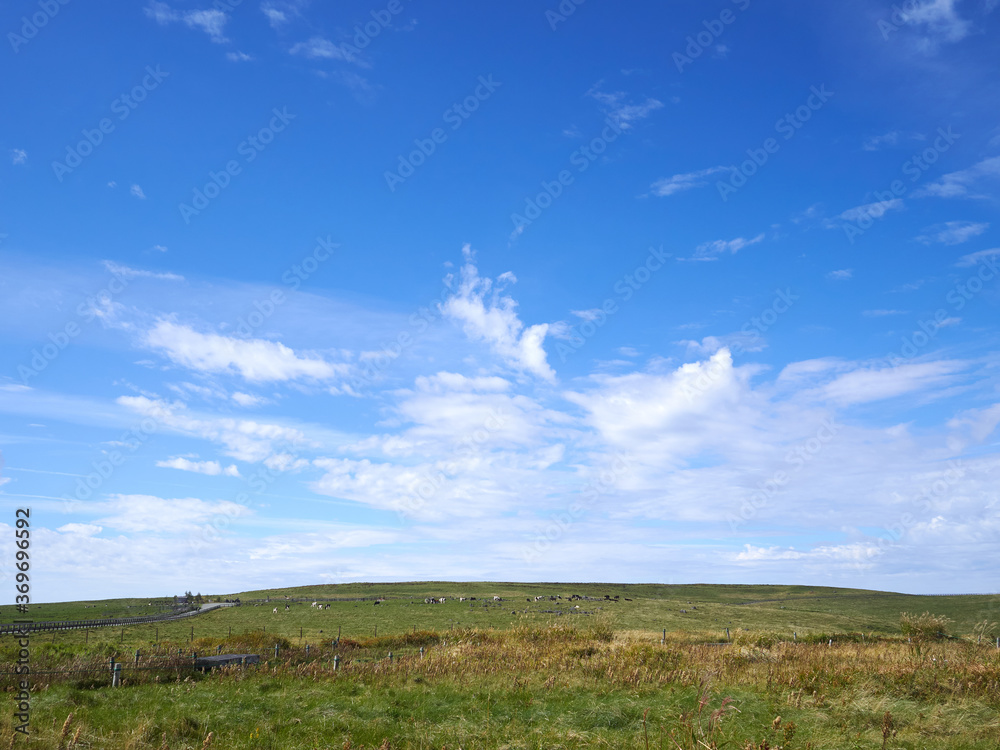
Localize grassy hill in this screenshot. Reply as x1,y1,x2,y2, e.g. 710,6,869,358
4,583,998,648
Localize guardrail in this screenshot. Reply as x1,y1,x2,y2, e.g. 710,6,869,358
0,604,228,635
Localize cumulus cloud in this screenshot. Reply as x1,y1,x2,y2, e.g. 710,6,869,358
440,246,557,382
142,320,348,383
156,456,241,477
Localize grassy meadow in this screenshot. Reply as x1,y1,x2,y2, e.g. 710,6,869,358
2,583,999,748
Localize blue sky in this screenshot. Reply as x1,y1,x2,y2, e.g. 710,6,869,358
1,0,999,601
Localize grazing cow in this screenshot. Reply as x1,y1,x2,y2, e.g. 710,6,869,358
459,597,466,602
439,597,446,604
325,604,330,610
311,602,318,608
493,595,501,601
273,608,278,614
374,600,381,606
285,605,290,610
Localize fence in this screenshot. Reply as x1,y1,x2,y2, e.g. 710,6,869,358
0,605,217,636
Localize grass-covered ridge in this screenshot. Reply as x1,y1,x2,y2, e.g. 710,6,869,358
2,583,999,748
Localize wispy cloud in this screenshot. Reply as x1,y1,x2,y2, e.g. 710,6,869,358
955,248,1000,267
916,220,989,245
897,0,972,44
289,37,366,66
650,166,728,197
862,309,908,317
103,261,183,281
915,157,1000,198
827,269,853,280
144,2,230,43
690,233,765,260
862,131,900,151
10,149,27,165
586,85,663,130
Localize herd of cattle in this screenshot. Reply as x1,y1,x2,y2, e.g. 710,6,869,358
258,593,635,613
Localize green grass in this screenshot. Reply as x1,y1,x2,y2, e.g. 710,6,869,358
2,583,999,749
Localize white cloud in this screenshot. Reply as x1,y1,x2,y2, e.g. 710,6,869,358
586,85,663,130
130,184,147,199
289,37,366,66
955,248,1000,267
819,360,968,406
232,391,267,407
691,233,764,260
142,320,348,383
440,246,556,382
897,0,972,43
10,149,27,165
103,260,184,281
650,166,728,197
93,494,249,533
862,131,900,151
226,51,253,62
117,395,310,463
863,309,908,317
156,456,241,477
145,2,229,43
916,157,1000,198
57,523,103,536
261,3,287,27
152,244,168,253
836,199,904,223
916,221,989,245
827,269,853,280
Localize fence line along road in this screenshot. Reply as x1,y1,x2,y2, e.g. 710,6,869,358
0,602,237,636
